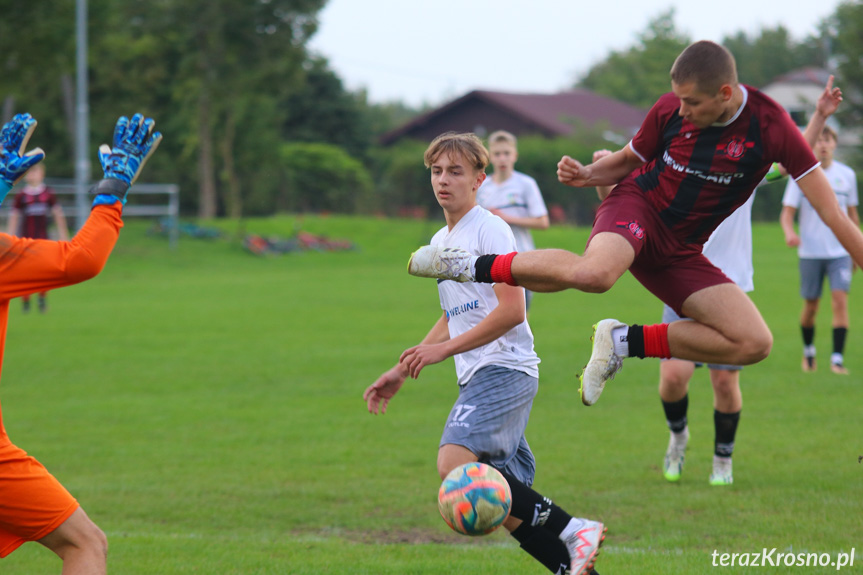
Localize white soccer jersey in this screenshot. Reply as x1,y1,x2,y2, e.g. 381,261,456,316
429,205,540,386
702,192,755,292
476,171,548,253
782,161,859,259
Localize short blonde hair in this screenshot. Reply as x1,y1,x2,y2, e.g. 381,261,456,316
423,132,489,172
821,125,838,142
671,40,738,96
488,130,517,149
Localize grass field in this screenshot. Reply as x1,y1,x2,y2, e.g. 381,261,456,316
2,213,861,574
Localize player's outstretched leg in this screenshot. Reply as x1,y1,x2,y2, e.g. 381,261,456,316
579,319,627,406
408,246,475,282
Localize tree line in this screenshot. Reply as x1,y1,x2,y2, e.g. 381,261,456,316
1,2,861,222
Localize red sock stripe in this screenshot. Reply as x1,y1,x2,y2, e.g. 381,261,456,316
490,252,519,286
643,323,671,359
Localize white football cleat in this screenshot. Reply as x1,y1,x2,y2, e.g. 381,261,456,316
407,246,474,282
564,520,606,575
709,456,733,486
579,319,626,406
663,428,689,482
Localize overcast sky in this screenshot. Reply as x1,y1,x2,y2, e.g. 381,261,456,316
308,0,844,107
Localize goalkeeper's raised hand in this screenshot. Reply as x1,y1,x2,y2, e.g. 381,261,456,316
0,113,45,203
92,113,162,206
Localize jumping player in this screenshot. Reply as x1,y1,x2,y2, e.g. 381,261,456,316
364,132,605,575
406,41,862,407
0,112,161,574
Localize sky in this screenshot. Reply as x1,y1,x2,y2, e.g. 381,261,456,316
307,0,844,108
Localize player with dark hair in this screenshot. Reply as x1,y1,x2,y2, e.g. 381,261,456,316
0,112,160,574
406,41,860,407
7,162,69,312
365,132,604,575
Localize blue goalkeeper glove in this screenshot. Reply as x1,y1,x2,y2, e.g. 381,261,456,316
92,113,162,206
0,113,45,205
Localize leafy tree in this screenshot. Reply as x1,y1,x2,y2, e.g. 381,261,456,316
275,142,373,214
281,56,372,159
577,10,690,108
723,26,827,88
0,0,87,176
830,1,863,144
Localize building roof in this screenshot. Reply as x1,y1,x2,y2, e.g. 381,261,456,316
765,67,832,87
380,89,647,145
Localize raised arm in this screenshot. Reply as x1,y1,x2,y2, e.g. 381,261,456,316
0,113,160,300
802,75,842,148
558,145,643,189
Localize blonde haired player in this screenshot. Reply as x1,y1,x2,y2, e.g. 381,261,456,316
365,132,604,575
477,130,549,311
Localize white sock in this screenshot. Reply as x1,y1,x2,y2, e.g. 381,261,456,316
713,455,732,470
831,352,843,365
803,344,816,357
612,325,629,356
672,426,689,444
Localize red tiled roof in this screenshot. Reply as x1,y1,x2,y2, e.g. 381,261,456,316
380,89,647,145
476,89,647,136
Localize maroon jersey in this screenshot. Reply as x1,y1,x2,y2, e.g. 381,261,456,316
624,85,818,245
13,185,57,239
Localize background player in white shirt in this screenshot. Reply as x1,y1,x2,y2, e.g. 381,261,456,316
477,130,549,311
364,132,605,575
781,125,859,374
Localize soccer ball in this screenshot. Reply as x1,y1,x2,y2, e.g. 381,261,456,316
438,462,512,536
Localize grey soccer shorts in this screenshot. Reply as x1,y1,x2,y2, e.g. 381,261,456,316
799,256,852,300
440,364,538,487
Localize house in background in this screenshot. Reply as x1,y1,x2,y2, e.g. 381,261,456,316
760,67,859,155
379,89,647,146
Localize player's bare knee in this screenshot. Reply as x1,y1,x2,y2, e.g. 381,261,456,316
740,330,772,364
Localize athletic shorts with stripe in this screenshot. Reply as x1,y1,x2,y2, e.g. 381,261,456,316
588,185,734,316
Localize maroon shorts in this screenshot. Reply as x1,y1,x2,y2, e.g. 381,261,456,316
588,185,733,316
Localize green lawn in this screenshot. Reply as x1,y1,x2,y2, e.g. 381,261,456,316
2,214,861,574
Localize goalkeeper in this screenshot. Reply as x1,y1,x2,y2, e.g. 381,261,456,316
0,112,160,573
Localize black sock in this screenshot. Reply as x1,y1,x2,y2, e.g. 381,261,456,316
627,324,645,358
473,254,497,283
714,409,740,458
499,470,572,536
833,327,848,357
802,325,815,347
662,394,688,433
511,523,571,575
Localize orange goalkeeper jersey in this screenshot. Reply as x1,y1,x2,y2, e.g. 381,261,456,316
0,203,122,556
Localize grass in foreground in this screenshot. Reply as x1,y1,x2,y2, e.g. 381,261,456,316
2,214,861,574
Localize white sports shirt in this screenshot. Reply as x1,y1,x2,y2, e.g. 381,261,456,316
782,160,859,259
429,205,540,386
476,171,548,252
702,192,755,293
